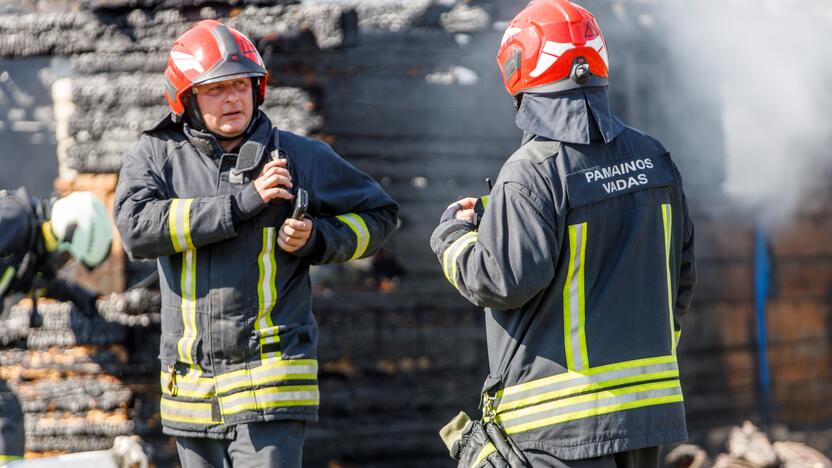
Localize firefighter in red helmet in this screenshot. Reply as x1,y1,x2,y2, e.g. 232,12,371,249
114,20,398,467
433,1,696,466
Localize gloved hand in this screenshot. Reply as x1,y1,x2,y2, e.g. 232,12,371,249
45,278,98,318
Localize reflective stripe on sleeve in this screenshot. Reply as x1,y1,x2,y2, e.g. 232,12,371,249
256,227,280,360
563,222,588,371
442,232,478,291
662,204,675,355
336,213,370,260
169,198,195,252
0,266,15,297
176,249,199,368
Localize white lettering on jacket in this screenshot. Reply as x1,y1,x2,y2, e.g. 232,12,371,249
583,158,653,193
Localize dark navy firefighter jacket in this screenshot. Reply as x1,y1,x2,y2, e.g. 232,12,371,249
114,112,398,439
431,87,695,463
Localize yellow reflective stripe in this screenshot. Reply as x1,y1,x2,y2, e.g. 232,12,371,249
0,455,22,462
160,397,218,425
472,443,496,467
160,367,214,399
161,358,319,398
564,222,588,370
498,380,683,434
496,356,679,411
498,355,677,399
662,204,675,355
499,379,681,422
216,359,318,394
336,213,370,260
256,228,280,360
675,329,682,346
0,266,15,296
161,387,319,425
169,199,182,252
176,249,199,368
41,221,58,252
507,394,683,435
182,198,195,250
169,198,195,252
442,232,478,290
496,369,679,413
219,385,320,415
585,354,676,375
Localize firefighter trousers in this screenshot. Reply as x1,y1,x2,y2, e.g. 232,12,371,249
524,446,660,468
175,421,306,468
0,389,24,463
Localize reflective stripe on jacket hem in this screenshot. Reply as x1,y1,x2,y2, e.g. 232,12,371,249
160,385,320,425
468,355,684,466
160,358,318,398
494,355,679,412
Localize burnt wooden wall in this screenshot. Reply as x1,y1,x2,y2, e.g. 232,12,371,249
1,0,832,466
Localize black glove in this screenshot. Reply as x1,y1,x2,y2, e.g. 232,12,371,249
45,278,98,318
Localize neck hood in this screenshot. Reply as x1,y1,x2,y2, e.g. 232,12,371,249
515,86,625,145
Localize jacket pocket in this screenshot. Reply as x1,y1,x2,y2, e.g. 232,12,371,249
249,323,317,360
160,331,203,371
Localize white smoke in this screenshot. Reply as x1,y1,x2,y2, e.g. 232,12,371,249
658,0,832,224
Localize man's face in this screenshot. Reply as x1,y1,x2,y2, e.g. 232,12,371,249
193,77,254,138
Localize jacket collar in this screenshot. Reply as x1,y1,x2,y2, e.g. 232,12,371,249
181,111,273,169
515,86,625,145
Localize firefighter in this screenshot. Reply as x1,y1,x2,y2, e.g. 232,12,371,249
432,1,696,467
113,20,398,467
0,188,113,463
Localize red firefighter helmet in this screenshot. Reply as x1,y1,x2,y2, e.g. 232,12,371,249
164,20,268,117
497,0,609,96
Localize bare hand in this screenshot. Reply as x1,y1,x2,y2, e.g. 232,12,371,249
449,197,478,222
254,159,293,203
278,218,313,253
455,208,476,223
450,197,478,210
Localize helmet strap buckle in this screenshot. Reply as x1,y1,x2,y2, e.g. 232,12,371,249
571,58,591,85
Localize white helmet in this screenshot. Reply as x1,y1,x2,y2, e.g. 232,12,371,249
50,192,113,268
